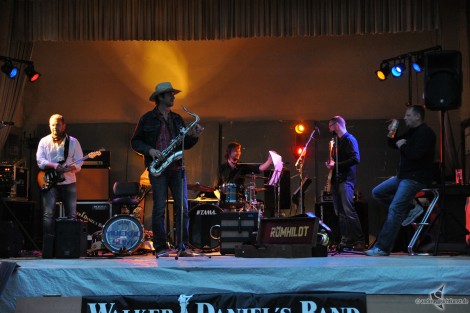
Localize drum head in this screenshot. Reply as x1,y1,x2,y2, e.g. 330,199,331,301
102,215,144,254
189,204,222,251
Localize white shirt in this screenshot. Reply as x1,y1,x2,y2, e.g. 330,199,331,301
36,134,84,185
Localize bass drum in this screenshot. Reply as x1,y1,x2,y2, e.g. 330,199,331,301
102,215,144,254
189,204,222,252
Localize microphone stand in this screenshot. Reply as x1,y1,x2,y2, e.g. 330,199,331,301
294,128,318,214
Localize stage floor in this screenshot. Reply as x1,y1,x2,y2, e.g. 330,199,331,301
1,250,470,313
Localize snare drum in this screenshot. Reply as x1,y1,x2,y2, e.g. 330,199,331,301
102,215,144,254
188,204,222,251
219,183,244,209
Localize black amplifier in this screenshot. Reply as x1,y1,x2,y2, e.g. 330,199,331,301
75,201,112,234
82,150,110,168
219,212,258,255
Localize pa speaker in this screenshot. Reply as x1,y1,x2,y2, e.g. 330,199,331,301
424,50,462,111
55,219,87,258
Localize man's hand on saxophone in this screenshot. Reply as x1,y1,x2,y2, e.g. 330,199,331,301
188,124,204,137
149,148,164,161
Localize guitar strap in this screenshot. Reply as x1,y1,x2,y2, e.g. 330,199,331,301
60,135,70,164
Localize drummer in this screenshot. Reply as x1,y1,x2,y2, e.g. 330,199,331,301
217,141,273,199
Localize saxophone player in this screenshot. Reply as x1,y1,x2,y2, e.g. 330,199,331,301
131,82,203,256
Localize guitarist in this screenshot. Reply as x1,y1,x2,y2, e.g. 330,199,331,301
36,114,84,258
325,116,365,251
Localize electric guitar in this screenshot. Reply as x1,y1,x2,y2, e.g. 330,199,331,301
325,138,334,193
37,149,104,191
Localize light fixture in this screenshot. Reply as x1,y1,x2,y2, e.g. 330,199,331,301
391,61,406,77
24,63,41,82
0,56,42,82
412,55,424,73
1,60,18,79
294,123,305,134
375,63,390,81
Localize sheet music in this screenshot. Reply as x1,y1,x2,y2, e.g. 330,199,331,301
268,150,283,185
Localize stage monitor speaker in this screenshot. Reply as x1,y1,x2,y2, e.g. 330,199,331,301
76,168,109,201
264,169,291,216
424,50,462,111
314,201,369,245
55,219,87,258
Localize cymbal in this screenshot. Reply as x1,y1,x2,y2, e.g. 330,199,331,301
244,174,268,180
246,186,267,192
187,183,215,193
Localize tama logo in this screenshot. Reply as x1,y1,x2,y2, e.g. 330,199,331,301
196,210,218,215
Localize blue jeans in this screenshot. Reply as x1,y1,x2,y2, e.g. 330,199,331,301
149,169,189,248
332,181,364,244
42,183,77,237
372,176,425,252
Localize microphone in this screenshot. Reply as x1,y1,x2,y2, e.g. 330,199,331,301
0,121,14,126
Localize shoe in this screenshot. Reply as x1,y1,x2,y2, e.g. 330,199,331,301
154,245,168,255
353,241,367,251
338,241,353,251
179,250,194,257
364,246,390,256
402,203,424,226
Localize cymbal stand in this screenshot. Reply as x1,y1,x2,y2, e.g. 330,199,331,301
157,127,209,260
294,127,318,214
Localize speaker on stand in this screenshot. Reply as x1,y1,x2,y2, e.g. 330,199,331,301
424,50,463,255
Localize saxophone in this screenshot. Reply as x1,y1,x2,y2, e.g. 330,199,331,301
148,106,200,177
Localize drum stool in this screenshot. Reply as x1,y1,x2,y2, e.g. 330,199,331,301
111,181,140,215
407,188,440,255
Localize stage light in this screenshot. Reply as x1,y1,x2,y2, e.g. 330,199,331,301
294,146,306,158
391,62,406,77
295,123,305,134
375,63,390,81
1,60,18,79
412,55,424,73
24,63,41,82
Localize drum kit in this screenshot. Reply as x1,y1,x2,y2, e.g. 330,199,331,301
186,174,267,252
88,174,267,256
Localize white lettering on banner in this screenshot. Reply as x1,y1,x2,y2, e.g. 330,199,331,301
300,301,360,313
269,226,310,238
195,302,291,313
87,303,171,313
84,297,364,313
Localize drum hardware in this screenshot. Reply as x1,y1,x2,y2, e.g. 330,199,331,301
243,174,268,180
187,183,215,193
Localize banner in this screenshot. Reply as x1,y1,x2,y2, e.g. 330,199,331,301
82,291,367,313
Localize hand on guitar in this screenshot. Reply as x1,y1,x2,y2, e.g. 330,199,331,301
55,164,78,173
325,160,335,170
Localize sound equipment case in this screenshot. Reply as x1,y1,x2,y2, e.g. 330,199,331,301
219,212,258,255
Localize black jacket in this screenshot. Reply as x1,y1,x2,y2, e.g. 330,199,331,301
131,107,198,169
388,123,436,185
331,132,360,184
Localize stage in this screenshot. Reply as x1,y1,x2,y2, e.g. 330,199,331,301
1,250,470,313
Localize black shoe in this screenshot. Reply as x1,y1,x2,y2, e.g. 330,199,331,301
353,241,367,251
154,245,168,255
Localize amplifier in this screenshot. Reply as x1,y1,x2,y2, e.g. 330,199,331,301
75,201,112,234
55,219,87,258
82,150,110,168
219,212,258,255
257,216,319,246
